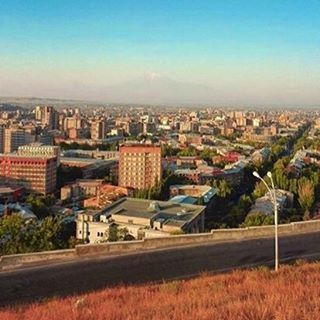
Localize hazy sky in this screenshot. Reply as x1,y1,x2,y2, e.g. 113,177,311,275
0,0,320,105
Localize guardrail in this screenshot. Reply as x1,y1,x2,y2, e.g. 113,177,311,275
1,220,320,271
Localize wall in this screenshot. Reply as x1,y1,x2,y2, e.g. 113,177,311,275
1,220,320,271
0,249,76,271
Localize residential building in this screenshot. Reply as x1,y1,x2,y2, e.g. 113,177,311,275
1,127,36,153
90,117,106,140
118,144,162,189
35,106,59,130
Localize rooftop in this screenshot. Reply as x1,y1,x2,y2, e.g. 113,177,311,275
102,197,205,227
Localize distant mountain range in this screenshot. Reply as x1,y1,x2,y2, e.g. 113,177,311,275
0,75,225,106
99,74,219,105
1,74,319,108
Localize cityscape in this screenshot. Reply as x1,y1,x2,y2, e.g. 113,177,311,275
1,1,320,319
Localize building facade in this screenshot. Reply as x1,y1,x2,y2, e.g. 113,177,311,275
0,154,57,195
118,144,162,189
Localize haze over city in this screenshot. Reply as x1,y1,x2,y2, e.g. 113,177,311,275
2,1,320,319
1,0,320,105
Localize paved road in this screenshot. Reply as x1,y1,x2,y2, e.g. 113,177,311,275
1,231,320,307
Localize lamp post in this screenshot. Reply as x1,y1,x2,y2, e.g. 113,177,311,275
253,171,279,272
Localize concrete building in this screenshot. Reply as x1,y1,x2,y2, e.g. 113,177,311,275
61,179,104,201
169,185,217,204
76,197,205,243
118,144,162,190
60,157,116,179
17,143,60,166
35,106,59,130
0,154,57,195
90,117,106,140
1,127,36,153
249,189,294,216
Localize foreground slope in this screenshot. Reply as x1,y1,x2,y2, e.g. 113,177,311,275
1,261,320,320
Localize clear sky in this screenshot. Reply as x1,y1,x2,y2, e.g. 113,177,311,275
0,0,319,105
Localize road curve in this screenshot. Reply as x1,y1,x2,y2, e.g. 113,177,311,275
1,231,320,307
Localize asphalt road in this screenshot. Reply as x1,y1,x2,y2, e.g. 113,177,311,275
1,231,320,308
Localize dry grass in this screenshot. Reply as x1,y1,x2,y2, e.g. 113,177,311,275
1,261,320,320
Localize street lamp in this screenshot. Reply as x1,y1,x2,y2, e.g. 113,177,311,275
253,171,279,272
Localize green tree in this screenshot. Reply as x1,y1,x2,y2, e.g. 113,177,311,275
107,224,119,242
242,212,274,227
298,177,315,220
0,214,27,254
212,179,232,198
0,215,66,255
252,180,267,199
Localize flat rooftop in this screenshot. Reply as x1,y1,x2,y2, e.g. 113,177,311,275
102,197,205,226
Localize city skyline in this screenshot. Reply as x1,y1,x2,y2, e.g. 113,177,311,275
1,0,320,105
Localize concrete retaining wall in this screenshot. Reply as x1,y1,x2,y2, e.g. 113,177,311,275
1,220,320,270
0,249,76,271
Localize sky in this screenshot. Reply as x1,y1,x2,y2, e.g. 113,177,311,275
0,0,319,105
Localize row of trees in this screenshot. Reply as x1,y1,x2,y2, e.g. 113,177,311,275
132,170,192,201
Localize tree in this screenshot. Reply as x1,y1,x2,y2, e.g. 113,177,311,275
298,177,315,220
212,179,232,198
242,212,274,227
177,146,198,157
107,225,119,242
0,215,67,255
0,214,27,255
252,180,267,199
106,225,131,242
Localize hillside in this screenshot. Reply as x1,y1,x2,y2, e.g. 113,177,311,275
1,261,320,320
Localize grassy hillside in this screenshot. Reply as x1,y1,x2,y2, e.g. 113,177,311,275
1,261,320,320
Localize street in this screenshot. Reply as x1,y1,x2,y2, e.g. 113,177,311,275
1,231,320,307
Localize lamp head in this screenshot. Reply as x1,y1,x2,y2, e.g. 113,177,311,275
267,171,272,179
252,171,260,178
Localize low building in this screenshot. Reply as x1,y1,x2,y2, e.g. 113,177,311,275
76,198,205,243
60,157,116,179
249,189,294,216
61,179,104,201
61,179,132,208
83,184,133,209
169,185,216,204
0,186,24,203
251,147,270,164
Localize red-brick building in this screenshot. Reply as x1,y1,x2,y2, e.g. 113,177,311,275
119,144,162,189
0,155,57,195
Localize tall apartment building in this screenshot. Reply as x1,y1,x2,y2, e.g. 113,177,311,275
34,106,59,130
0,127,36,153
118,144,161,189
90,117,106,140
0,154,57,195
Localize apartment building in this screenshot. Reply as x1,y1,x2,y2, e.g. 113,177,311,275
0,126,36,153
118,144,161,189
34,106,59,130
90,117,106,140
